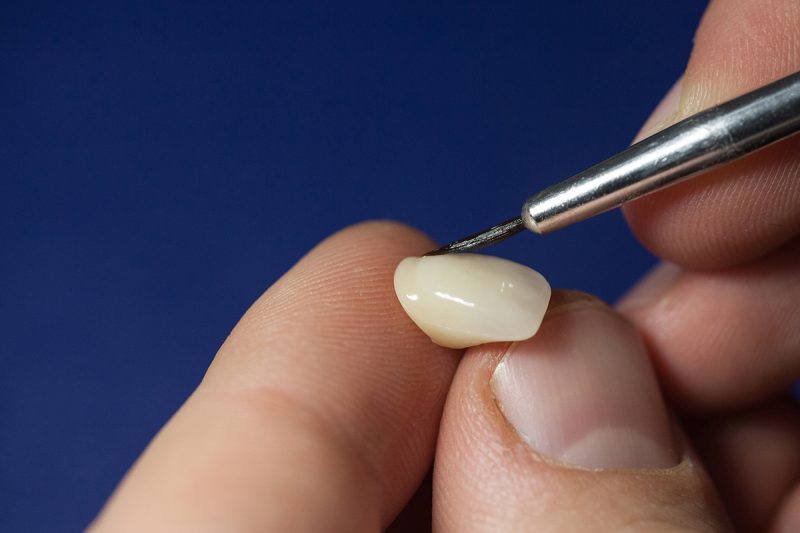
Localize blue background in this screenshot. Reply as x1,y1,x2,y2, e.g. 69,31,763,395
2,1,707,530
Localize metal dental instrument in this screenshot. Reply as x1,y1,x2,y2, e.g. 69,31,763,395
427,70,800,256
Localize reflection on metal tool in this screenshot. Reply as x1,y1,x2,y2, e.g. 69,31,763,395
427,71,800,255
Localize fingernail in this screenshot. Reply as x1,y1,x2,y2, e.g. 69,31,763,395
617,262,682,313
634,76,684,142
490,299,678,469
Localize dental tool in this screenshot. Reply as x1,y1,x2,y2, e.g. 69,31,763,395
427,70,800,255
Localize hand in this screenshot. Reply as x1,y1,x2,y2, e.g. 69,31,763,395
90,1,800,531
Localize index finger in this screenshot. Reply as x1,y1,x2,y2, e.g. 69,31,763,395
90,222,460,532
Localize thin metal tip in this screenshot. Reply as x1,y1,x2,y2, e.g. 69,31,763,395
424,216,525,256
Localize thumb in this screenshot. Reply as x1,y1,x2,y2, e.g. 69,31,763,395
433,292,731,532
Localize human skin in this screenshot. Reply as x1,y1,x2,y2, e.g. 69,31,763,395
90,1,800,531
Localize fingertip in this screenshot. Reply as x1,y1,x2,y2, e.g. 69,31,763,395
320,219,437,258
434,291,727,532
622,0,800,269
96,219,460,531
490,295,678,470
618,241,800,414
622,144,800,270
221,218,444,370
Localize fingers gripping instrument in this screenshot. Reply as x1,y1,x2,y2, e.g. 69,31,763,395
427,71,800,256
